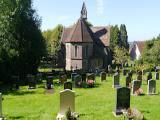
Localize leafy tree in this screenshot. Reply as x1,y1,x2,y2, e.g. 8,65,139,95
0,0,46,82
110,25,120,50
113,46,129,67
120,24,129,50
43,25,63,56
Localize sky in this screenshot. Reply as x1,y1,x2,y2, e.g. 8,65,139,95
33,0,160,42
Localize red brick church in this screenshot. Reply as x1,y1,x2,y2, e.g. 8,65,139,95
60,2,112,72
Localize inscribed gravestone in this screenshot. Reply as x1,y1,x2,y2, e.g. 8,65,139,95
132,80,141,95
155,72,159,80
147,80,156,95
86,73,95,81
74,75,82,88
114,87,130,116
46,76,53,89
123,69,127,76
11,76,20,90
27,74,36,89
64,82,72,90
100,72,106,81
147,72,152,84
60,89,75,114
113,73,120,88
71,72,77,82
81,73,86,82
125,75,131,88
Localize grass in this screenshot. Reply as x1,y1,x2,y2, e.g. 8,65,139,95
2,72,160,120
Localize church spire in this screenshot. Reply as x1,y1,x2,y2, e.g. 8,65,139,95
81,2,87,20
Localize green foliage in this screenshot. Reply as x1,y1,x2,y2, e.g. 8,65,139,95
120,24,129,50
142,36,160,65
113,46,129,65
0,0,46,82
43,25,63,56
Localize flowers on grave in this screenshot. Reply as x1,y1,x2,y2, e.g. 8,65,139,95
86,79,94,87
135,88,143,96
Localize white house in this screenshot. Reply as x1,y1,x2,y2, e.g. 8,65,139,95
130,41,145,60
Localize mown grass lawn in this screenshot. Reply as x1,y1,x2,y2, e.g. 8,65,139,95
2,73,160,120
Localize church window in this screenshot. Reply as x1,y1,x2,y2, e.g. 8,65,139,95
75,45,77,57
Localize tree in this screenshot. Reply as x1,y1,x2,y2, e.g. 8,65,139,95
120,24,129,50
110,25,120,50
43,25,63,56
0,0,46,82
113,46,129,67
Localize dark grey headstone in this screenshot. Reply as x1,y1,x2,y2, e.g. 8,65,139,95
147,80,156,95
113,73,120,88
125,75,131,88
132,80,141,95
155,72,159,80
64,82,72,90
46,76,53,89
147,72,152,84
114,87,130,116
86,73,95,81
27,74,36,89
74,75,82,88
100,72,106,81
71,73,78,82
81,73,86,82
123,69,127,76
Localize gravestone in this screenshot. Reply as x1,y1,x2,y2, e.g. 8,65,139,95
59,74,67,84
125,74,131,88
100,71,106,81
56,89,78,119
147,72,152,84
147,80,156,95
112,73,120,88
86,73,95,81
46,76,53,89
27,74,36,89
81,73,86,82
114,87,130,116
0,93,3,119
128,70,133,78
74,75,82,88
155,72,159,80
71,72,78,82
123,69,127,76
11,76,20,90
64,82,72,90
108,65,113,75
132,80,141,95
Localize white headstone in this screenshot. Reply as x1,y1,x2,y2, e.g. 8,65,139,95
147,80,156,95
60,89,75,114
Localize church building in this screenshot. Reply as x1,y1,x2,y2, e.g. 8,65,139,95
60,2,112,72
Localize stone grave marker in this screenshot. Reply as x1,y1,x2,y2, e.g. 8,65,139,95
123,69,127,76
100,71,106,81
74,75,82,88
155,72,159,80
56,89,78,119
81,73,86,82
132,80,142,95
125,74,132,88
11,76,20,90
113,87,130,116
86,73,95,81
27,74,36,89
147,72,152,84
46,76,53,89
112,73,120,88
147,80,156,95
59,74,67,84
71,72,78,82
64,82,72,90
0,93,3,119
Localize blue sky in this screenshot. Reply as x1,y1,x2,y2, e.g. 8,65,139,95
33,0,160,41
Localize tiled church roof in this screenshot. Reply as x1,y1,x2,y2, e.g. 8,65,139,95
136,41,145,53
61,23,110,46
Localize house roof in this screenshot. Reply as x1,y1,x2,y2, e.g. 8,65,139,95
61,22,110,46
135,41,146,53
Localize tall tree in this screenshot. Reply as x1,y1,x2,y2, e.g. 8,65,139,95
120,24,129,50
0,0,46,82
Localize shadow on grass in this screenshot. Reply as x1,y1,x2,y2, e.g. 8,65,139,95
79,112,94,117
3,90,36,96
8,116,24,119
83,83,102,89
